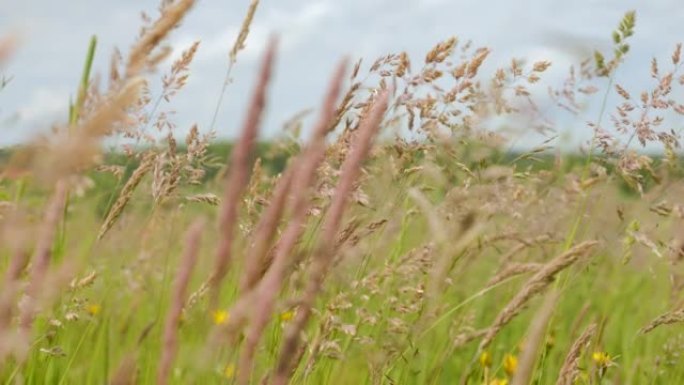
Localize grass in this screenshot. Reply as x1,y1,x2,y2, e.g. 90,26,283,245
1,3,684,385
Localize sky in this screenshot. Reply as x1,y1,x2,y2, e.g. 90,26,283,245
2,0,684,148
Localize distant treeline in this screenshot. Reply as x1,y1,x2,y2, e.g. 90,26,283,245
0,141,677,187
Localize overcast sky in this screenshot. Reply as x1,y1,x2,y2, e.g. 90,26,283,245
2,0,684,147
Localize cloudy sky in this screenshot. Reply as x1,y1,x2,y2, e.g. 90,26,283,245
2,0,683,147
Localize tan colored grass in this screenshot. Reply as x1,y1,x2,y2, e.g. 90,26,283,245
126,0,196,77
272,90,389,385
639,307,684,334
486,262,544,289
556,323,597,385
511,291,559,385
240,167,294,292
230,0,260,64
34,78,144,182
185,193,221,206
209,0,261,131
478,241,598,351
230,59,349,385
209,37,278,305
98,153,155,240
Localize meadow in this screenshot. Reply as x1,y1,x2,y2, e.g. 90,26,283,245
1,2,684,384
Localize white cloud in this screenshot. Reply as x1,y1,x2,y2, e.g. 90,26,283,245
18,87,69,124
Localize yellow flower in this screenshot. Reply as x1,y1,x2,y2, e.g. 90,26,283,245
280,310,294,322
86,303,101,316
592,351,612,368
212,310,229,325
503,353,518,377
489,379,508,385
479,350,492,368
224,363,235,379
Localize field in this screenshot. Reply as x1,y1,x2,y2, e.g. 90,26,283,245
2,2,684,384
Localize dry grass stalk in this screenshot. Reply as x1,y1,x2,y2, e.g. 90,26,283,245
18,181,68,333
74,78,143,140
209,0,260,131
639,307,684,334
185,193,220,206
230,59,348,385
110,355,138,385
0,235,30,330
328,82,360,135
478,241,598,351
556,323,597,385
162,40,200,102
240,167,295,292
157,219,204,385
98,153,155,240
0,238,30,357
209,37,277,305
511,291,559,385
495,234,553,264
37,78,144,180
486,262,544,289
69,270,97,291
231,0,260,64
271,90,389,385
425,37,458,64
453,329,488,349
126,0,196,77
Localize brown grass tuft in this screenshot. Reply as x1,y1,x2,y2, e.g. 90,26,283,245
556,323,598,385
126,0,196,77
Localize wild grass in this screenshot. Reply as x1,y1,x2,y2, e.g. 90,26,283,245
1,3,684,385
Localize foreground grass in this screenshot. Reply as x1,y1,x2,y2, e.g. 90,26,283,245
2,151,683,384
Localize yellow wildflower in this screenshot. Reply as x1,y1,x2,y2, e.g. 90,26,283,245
213,310,229,325
489,379,508,385
479,350,492,368
592,351,613,368
280,310,294,322
503,353,518,377
86,303,101,316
